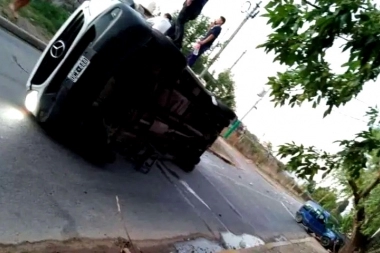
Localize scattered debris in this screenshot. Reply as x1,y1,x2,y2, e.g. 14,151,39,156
174,238,224,253
121,248,131,253
274,235,288,242
221,232,264,250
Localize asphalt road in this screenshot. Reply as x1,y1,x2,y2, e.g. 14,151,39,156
0,26,306,247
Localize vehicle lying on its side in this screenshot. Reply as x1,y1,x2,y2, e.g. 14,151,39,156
24,0,236,172
295,200,346,252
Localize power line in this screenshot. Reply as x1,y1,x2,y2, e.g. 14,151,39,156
228,50,247,72
337,111,367,123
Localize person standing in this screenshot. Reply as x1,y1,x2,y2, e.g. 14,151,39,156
146,13,173,34
8,0,30,19
170,0,209,49
187,16,225,67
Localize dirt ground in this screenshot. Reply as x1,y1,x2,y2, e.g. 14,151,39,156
0,4,50,42
221,238,328,253
210,138,304,203
0,237,176,253
0,233,222,253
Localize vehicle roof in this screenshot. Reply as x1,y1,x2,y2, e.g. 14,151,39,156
305,200,331,217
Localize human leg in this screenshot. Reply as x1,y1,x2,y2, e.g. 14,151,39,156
9,0,30,18
173,5,190,48
187,46,209,67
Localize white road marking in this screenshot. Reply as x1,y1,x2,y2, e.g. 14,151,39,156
211,171,279,202
281,201,295,219
116,195,121,213
179,180,211,210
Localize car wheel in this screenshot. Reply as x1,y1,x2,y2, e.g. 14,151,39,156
177,156,200,173
320,236,331,247
295,212,303,223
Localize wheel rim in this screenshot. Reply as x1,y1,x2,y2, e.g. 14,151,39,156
295,213,302,222
321,237,330,247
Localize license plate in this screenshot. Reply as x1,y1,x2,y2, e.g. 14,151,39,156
67,55,90,83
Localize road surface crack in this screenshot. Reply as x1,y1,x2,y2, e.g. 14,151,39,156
12,55,29,74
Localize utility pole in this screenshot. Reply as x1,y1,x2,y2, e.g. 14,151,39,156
199,1,262,78
228,50,247,72
223,89,268,139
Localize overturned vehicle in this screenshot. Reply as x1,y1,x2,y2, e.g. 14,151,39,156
25,0,236,172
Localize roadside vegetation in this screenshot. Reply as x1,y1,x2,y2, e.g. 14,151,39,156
260,0,380,251
21,0,69,35
0,0,69,37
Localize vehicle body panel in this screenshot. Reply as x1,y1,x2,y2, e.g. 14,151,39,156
296,200,345,251
25,0,236,170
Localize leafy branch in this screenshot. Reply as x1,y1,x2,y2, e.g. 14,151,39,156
259,0,380,116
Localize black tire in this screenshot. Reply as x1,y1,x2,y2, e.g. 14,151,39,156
295,212,303,223
320,236,331,247
177,156,200,173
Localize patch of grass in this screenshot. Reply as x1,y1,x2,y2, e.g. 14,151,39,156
19,0,70,35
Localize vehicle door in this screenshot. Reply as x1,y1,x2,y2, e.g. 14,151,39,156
308,209,327,236
301,203,315,227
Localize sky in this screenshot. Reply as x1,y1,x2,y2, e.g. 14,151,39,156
136,0,380,156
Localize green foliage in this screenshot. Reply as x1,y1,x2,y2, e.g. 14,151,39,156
306,180,316,193
310,186,338,211
277,108,380,251
258,0,380,116
340,212,354,234
21,0,70,35
278,108,380,181
261,0,380,249
362,183,380,236
204,70,236,109
334,199,350,215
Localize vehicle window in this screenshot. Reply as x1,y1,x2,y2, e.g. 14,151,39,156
309,208,325,223
304,203,313,211
317,213,325,224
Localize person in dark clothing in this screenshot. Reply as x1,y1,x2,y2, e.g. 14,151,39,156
170,0,209,49
187,16,225,67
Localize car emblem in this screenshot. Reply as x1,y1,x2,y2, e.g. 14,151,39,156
50,40,66,59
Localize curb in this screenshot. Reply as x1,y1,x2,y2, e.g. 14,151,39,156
0,15,46,51
220,237,315,252
208,148,235,166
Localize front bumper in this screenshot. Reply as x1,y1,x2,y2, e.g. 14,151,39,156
26,1,152,121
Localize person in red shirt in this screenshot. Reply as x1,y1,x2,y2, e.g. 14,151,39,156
187,16,225,67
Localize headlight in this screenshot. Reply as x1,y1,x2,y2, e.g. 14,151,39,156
211,95,218,106
25,90,39,112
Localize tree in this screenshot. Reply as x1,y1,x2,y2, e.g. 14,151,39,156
204,70,236,109
309,186,338,211
332,199,350,216
259,0,380,251
259,0,380,117
306,180,317,194
277,110,380,252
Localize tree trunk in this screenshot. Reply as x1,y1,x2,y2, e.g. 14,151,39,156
339,207,368,253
